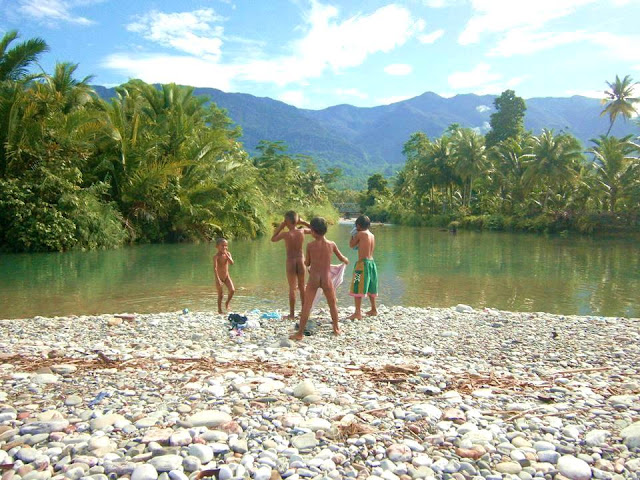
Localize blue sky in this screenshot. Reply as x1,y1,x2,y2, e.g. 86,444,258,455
2,0,639,109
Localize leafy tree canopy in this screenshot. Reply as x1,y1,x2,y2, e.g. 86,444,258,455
485,90,526,147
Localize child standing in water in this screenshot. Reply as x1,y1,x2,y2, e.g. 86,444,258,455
290,217,349,341
271,211,311,319
348,215,378,319
214,238,235,314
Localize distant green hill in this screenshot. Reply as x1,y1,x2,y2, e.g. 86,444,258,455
94,85,637,186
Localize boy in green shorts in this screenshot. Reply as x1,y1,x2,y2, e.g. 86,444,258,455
348,215,378,319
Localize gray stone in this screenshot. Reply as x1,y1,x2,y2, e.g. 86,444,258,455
585,430,610,447
495,462,522,474
149,455,184,472
254,466,272,480
186,410,231,427
20,420,69,435
230,439,248,454
455,304,473,313
620,421,640,448
538,450,560,464
557,455,592,480
131,464,158,480
386,444,412,462
64,395,83,406
300,418,331,432
188,444,213,463
293,380,316,398
291,433,318,451
90,414,129,431
32,373,59,384
169,430,192,446
168,471,189,480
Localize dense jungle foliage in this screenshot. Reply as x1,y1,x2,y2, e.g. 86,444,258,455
0,31,337,252
357,83,640,234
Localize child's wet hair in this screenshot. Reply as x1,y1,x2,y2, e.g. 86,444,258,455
215,237,227,246
284,210,298,224
355,215,371,230
310,217,327,236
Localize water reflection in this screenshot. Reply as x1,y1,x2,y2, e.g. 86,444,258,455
0,225,637,318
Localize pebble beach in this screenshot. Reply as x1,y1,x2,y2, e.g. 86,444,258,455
1,305,639,480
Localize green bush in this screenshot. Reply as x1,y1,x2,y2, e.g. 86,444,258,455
0,178,127,252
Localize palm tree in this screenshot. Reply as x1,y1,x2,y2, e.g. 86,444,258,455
0,31,48,176
0,30,48,83
38,62,95,114
451,128,488,208
525,130,584,210
601,75,639,136
589,135,639,212
490,136,533,213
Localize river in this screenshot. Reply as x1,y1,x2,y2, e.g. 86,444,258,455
1,224,638,318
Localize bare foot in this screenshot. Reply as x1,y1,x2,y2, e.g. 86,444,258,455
332,328,341,336
225,300,231,311
347,312,362,320
283,314,296,320
365,309,378,317
289,332,304,341
218,309,224,315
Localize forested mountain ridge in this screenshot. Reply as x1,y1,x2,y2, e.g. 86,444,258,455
94,85,637,177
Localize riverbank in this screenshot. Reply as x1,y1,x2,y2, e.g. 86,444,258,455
1,305,639,480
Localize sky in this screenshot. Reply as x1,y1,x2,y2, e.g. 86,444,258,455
2,0,639,110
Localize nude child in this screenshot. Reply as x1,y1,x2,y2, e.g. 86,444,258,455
213,238,235,314
271,211,311,319
290,217,349,341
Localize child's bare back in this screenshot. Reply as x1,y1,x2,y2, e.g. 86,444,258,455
271,212,311,319
290,217,349,341
306,238,339,289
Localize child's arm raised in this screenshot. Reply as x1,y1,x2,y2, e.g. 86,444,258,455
271,222,287,242
297,218,312,234
333,243,350,265
349,231,360,249
225,251,234,265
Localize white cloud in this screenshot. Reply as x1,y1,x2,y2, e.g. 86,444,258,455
488,29,640,61
17,0,95,25
108,3,424,90
488,30,589,57
378,94,412,105
585,32,640,63
103,54,235,91
127,9,224,60
459,0,596,45
448,63,527,94
460,0,640,65
278,90,306,107
384,63,413,76
418,29,444,44
476,104,491,112
336,88,368,99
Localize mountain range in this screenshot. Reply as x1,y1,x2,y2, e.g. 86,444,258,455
93,85,637,182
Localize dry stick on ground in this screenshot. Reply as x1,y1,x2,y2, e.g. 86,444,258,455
547,366,613,376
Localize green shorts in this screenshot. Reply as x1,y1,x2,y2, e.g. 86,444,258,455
349,258,378,297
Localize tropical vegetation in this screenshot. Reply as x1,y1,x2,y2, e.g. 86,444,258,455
359,86,640,234
0,31,337,252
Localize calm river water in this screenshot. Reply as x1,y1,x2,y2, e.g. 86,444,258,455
1,224,638,319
